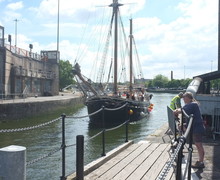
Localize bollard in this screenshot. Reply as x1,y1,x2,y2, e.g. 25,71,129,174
125,120,128,142
60,114,66,180
0,145,26,180
101,106,106,156
76,135,84,180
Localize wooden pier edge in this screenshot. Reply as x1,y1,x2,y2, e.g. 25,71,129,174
67,140,134,180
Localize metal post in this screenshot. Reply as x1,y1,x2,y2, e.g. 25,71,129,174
102,106,106,156
14,19,18,53
174,118,177,141
125,120,128,142
101,129,106,156
76,135,84,180
181,108,184,135
125,105,129,142
187,123,193,180
60,114,66,180
0,145,26,180
176,139,184,180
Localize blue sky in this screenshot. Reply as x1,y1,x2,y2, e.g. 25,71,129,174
0,0,218,81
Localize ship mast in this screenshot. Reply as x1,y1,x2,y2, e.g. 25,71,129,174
109,0,123,95
129,19,133,94
218,0,220,71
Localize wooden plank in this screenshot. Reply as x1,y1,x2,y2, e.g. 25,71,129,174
141,143,171,179
96,142,153,180
84,142,175,180
111,143,161,180
126,143,169,180
68,141,133,180
84,143,140,180
84,142,149,180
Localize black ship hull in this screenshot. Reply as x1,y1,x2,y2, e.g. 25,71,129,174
85,96,150,128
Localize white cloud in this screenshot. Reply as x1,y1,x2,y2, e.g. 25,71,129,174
1,0,218,80
6,1,23,10
130,0,218,79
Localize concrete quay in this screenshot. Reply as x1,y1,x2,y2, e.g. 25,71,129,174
0,92,84,121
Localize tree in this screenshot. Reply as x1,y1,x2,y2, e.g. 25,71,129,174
59,60,75,90
146,75,192,89
152,74,169,88
211,79,220,90
180,78,192,89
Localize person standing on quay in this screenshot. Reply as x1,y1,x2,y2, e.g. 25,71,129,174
174,92,205,168
170,92,183,110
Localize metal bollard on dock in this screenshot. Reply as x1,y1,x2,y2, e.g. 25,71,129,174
0,145,26,180
76,135,84,180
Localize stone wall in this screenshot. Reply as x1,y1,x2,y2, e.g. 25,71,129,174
0,48,59,97
0,97,83,121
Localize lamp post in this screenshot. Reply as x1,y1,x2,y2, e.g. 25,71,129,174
57,0,60,59
184,65,185,79
14,19,19,53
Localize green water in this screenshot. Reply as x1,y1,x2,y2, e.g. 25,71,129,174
0,93,175,179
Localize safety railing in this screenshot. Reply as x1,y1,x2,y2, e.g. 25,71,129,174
157,108,194,180
0,102,131,180
5,44,42,60
62,103,129,180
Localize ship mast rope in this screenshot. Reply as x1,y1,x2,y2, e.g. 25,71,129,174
73,2,144,87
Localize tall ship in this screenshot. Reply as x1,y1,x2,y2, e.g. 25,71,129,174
73,0,153,127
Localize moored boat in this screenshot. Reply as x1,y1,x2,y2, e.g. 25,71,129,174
73,0,153,127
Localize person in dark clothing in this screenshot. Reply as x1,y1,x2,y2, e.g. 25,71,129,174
174,92,205,169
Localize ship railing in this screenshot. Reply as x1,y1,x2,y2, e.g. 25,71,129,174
157,108,194,180
0,102,132,180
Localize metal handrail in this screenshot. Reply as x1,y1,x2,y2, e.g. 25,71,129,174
157,108,194,180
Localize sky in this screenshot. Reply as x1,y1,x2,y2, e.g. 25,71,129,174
0,0,218,81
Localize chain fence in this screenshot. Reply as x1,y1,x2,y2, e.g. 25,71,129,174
0,117,61,133
1,102,194,179
0,102,131,177
26,147,62,166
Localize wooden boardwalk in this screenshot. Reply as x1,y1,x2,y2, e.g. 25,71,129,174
83,141,174,180
67,124,201,180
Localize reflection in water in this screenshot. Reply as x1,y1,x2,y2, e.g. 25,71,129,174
0,93,175,179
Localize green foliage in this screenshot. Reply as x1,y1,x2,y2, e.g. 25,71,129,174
152,74,169,88
145,74,192,89
59,60,75,89
211,79,220,89
180,78,192,88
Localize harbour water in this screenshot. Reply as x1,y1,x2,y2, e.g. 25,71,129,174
0,93,175,180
